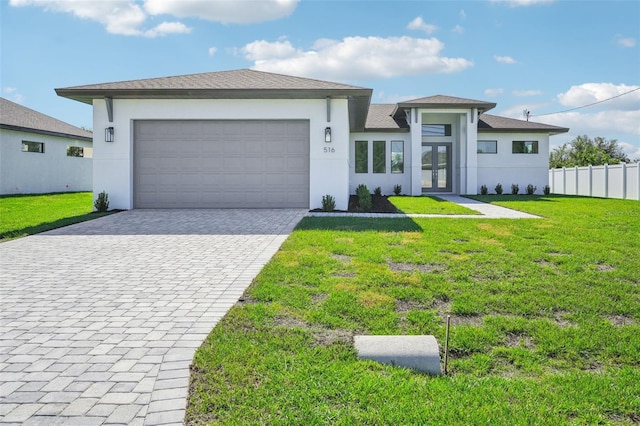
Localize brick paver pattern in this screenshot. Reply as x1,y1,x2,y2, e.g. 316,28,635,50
0,209,306,426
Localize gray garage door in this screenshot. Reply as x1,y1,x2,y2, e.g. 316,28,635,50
134,120,310,208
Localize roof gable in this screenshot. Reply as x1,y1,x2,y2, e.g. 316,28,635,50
396,95,496,113
0,97,92,141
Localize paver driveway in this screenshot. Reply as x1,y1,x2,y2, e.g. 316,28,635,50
0,209,306,425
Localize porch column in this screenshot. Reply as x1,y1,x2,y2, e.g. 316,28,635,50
463,111,478,194
411,108,422,195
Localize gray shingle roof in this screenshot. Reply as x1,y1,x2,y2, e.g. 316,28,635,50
55,69,373,132
56,69,370,103
0,97,92,141
478,114,569,135
364,104,409,131
396,95,496,112
59,69,366,91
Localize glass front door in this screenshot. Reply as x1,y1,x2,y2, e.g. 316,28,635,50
422,143,452,192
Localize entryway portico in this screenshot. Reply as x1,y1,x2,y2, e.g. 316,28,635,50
400,96,497,196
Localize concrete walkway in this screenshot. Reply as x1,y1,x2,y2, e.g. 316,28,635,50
309,195,540,219
0,209,306,426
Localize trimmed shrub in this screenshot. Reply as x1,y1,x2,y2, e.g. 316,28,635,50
543,185,551,196
480,185,488,195
526,184,537,195
94,191,109,212
321,195,336,212
393,184,402,196
373,186,382,196
511,184,520,195
495,183,503,195
356,184,372,212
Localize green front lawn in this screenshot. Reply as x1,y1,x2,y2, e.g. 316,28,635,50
0,192,111,240
187,195,640,425
389,195,480,215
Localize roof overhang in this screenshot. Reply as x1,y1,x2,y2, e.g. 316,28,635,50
0,124,93,142
478,127,570,136
393,101,496,116
363,127,410,133
55,87,373,132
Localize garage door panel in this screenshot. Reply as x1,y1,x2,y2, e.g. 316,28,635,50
134,120,309,208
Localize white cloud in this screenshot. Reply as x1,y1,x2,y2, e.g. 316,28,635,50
242,36,473,81
3,86,25,103
407,17,438,35
10,0,149,36
619,142,640,160
459,9,467,20
452,25,464,34
484,88,504,97
541,110,640,137
491,0,554,6
513,90,542,97
243,39,298,60
494,55,517,64
9,0,296,37
615,35,636,48
556,83,640,111
143,0,299,24
143,21,191,37
208,47,217,56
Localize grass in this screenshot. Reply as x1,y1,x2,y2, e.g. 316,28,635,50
0,192,112,240
389,195,480,215
187,195,640,425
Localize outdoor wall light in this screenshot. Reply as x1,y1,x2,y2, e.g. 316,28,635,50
105,127,114,142
325,127,331,143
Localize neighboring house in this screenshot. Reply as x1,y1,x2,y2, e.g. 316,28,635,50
55,69,568,210
0,97,93,195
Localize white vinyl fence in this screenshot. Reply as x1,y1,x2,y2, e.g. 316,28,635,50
549,163,640,200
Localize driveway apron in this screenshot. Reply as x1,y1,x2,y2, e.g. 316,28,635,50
0,209,306,426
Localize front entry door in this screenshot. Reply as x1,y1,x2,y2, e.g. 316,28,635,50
422,143,452,192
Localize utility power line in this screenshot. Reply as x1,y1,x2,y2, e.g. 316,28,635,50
530,87,640,118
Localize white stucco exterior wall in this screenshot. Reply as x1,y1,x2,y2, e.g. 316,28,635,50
92,98,350,210
0,129,92,194
349,132,412,196
476,132,550,194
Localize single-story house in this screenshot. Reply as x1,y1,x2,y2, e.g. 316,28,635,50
55,69,568,210
0,97,93,195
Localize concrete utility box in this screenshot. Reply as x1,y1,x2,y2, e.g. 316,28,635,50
354,335,442,375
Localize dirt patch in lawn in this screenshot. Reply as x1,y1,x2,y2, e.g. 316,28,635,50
505,334,535,349
273,315,353,346
596,264,615,272
396,300,431,314
554,311,578,328
605,314,636,326
388,262,446,274
331,254,352,263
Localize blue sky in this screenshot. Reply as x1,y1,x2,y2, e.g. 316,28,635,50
2,0,639,158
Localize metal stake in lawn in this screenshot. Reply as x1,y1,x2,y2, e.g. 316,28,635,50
444,315,451,375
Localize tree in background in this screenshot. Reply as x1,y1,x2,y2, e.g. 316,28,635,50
549,135,630,168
